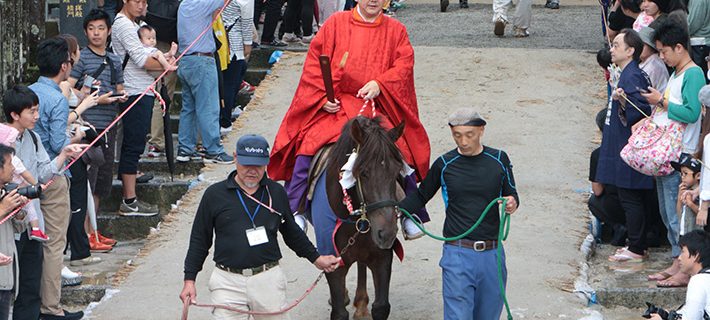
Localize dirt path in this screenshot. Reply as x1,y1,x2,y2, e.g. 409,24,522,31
88,41,603,318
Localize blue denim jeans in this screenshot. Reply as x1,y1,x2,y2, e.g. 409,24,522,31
656,172,681,257
176,55,224,156
440,244,506,320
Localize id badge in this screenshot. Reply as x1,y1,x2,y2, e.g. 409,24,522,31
246,226,268,246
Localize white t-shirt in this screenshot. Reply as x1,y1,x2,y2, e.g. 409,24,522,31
679,272,710,319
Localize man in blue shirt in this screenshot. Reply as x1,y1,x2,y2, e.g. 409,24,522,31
27,37,90,320
176,0,234,164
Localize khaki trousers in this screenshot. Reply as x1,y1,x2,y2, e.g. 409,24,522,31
148,40,178,149
208,266,290,320
39,176,71,315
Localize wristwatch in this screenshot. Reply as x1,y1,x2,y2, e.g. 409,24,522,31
658,95,665,107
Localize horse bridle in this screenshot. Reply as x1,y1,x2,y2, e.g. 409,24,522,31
342,146,401,234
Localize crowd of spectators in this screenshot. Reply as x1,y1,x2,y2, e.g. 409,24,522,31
591,0,710,316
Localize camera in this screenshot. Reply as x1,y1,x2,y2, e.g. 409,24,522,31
1,183,42,200
642,302,682,320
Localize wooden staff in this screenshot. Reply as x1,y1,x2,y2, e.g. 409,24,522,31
319,55,336,103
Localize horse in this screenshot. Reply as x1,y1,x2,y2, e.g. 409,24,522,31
312,115,406,320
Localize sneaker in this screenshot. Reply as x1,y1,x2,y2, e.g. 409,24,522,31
29,228,49,242
301,35,314,44
513,26,529,38
459,0,468,8
231,107,243,121
294,213,308,233
69,256,102,266
239,81,255,95
220,125,233,135
89,231,117,246
61,266,82,287
147,145,164,158
203,153,235,164
545,0,559,9
402,217,424,240
263,39,288,48
282,32,300,43
440,0,449,12
494,17,507,36
176,151,202,163
40,309,84,320
89,235,113,253
119,199,159,217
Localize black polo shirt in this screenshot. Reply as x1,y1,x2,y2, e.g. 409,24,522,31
399,147,520,241
184,170,320,281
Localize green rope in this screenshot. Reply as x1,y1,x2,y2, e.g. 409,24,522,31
399,197,513,320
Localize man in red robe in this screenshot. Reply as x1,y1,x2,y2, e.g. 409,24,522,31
269,0,431,239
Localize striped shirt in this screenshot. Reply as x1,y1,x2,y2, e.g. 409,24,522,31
222,0,254,60
70,47,124,129
111,13,155,97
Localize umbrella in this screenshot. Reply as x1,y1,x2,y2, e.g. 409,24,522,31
86,181,98,243
156,79,175,181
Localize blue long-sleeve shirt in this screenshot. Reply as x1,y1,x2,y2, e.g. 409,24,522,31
28,77,70,159
596,60,654,190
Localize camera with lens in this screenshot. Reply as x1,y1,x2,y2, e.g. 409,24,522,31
1,183,42,200
642,302,682,320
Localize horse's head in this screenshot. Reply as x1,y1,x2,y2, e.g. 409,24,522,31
348,116,405,249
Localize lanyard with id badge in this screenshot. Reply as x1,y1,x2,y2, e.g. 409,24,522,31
237,189,269,247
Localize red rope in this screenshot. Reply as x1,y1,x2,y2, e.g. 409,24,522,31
1,1,231,224
181,272,325,319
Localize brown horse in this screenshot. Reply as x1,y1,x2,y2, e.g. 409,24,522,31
319,116,405,320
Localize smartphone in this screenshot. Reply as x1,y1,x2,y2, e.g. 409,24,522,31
109,93,125,98
635,86,649,94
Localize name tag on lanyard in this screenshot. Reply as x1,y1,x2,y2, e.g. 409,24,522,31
246,226,268,246
237,188,269,247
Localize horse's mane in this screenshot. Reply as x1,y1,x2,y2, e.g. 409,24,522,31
329,116,403,178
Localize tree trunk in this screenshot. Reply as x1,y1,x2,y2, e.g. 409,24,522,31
0,0,45,102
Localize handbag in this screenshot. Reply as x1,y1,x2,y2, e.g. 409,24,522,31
620,107,685,176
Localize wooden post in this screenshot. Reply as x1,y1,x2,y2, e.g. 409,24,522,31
0,0,45,101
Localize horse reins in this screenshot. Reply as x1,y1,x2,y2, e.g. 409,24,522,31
341,144,401,234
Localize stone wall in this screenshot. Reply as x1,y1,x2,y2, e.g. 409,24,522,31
0,0,45,101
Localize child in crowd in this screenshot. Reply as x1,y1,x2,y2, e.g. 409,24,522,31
0,124,48,242
672,154,703,235
137,25,178,75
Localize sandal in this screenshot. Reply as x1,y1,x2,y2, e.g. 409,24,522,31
608,249,644,263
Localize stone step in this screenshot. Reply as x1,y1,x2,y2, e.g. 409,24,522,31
97,213,162,240
118,155,205,177
61,240,145,307
100,178,191,216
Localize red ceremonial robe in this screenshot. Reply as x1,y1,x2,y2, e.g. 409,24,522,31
269,9,431,181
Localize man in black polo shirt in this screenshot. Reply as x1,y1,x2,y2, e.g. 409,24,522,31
180,134,341,318
399,108,519,320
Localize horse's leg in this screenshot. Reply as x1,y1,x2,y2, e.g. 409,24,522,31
326,264,351,320
353,261,371,319
370,251,393,320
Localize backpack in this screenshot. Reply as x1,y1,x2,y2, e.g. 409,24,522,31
145,0,181,44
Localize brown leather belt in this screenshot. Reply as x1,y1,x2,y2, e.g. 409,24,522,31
216,261,279,276
189,52,213,57
446,239,498,251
